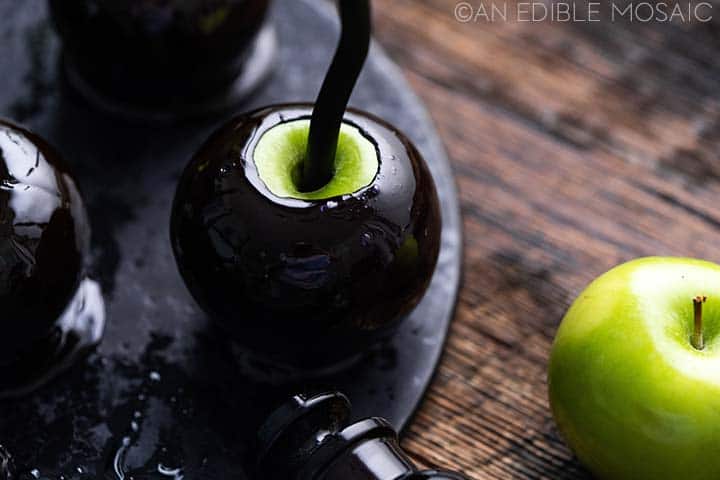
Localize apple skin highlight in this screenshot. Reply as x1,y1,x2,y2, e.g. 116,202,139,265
548,257,720,480
170,104,441,370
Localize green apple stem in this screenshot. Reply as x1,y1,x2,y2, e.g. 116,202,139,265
692,295,707,350
302,0,372,192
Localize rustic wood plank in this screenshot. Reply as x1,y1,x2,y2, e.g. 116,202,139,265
373,0,720,477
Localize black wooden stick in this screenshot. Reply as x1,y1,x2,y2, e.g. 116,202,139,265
302,0,372,192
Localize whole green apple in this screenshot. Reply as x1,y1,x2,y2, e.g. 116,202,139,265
549,257,720,479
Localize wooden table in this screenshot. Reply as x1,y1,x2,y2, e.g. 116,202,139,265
372,1,720,478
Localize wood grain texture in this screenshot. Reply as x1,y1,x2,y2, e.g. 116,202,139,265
372,1,720,478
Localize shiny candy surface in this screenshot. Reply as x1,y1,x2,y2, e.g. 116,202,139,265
171,104,442,369
0,119,89,366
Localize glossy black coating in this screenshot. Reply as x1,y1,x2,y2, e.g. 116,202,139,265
171,104,442,371
257,392,471,480
48,0,271,108
0,119,89,367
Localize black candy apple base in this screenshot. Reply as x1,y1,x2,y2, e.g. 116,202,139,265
49,0,277,122
0,279,105,399
0,0,461,478
61,24,277,123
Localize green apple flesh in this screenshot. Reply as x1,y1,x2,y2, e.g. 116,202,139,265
254,119,378,200
549,257,720,479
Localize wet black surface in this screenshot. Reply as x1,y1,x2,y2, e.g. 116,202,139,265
0,0,462,478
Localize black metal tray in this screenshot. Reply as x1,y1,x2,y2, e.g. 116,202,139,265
0,0,462,478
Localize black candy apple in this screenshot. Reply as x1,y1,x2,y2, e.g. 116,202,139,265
48,0,274,115
0,119,103,393
171,104,441,369
171,0,440,372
